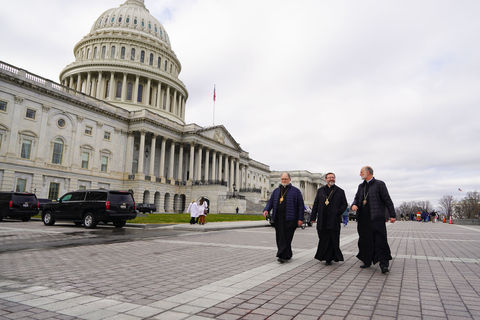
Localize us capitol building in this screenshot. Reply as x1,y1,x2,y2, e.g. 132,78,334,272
0,0,324,213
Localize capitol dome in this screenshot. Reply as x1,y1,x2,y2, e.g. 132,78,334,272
59,0,188,125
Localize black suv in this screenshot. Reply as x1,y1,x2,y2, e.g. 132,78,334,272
42,190,136,228
0,192,39,221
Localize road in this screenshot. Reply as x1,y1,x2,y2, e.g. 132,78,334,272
0,220,479,319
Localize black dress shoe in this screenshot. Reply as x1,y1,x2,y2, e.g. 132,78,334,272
381,266,389,274
360,264,371,268
277,258,286,263
325,261,332,265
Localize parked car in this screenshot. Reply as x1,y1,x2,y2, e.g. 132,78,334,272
0,192,39,221
136,203,157,213
37,198,52,212
42,189,136,228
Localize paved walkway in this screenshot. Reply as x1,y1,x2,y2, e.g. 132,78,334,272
0,221,479,319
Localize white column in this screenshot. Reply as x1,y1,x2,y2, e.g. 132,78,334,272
138,131,145,174
96,72,103,99
149,135,156,176
159,138,166,180
218,154,223,181
168,141,175,182
211,151,216,182
125,132,134,174
108,72,115,100
196,145,202,181
145,78,151,106
121,73,127,102
86,72,92,95
172,89,177,115
156,82,162,108
224,155,229,187
68,76,74,89
188,144,194,182
76,73,82,92
177,144,183,182
235,159,240,190
133,75,139,103
205,149,210,182
165,86,171,112
230,157,235,192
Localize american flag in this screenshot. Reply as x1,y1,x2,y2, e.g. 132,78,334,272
213,85,216,102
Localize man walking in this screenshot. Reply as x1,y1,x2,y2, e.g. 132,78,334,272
352,166,396,273
311,173,348,265
264,172,305,263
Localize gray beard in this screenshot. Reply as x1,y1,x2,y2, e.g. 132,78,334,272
328,182,335,187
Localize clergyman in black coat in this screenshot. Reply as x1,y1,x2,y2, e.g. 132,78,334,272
311,172,348,265
352,166,396,274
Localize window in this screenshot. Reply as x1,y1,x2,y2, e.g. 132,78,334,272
170,64,172,73
149,53,153,66
118,16,122,23
101,155,108,172
84,126,93,135
21,139,32,159
127,82,133,100
25,108,36,119
137,84,143,102
52,138,63,164
86,191,107,201
126,17,130,23
78,185,87,190
157,57,161,68
101,46,106,59
0,100,6,111
81,152,89,169
131,48,135,60
57,118,66,128
15,178,27,192
87,48,91,59
121,47,125,59
164,60,167,71
134,18,137,25
0,132,3,150
48,182,60,200
110,46,116,59
140,50,145,63
115,81,122,98
93,47,97,58
104,131,111,140
70,192,86,201
105,80,110,98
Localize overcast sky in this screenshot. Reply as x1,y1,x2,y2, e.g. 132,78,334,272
1,0,479,209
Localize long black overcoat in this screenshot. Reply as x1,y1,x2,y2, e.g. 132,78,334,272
311,185,348,231
352,178,395,221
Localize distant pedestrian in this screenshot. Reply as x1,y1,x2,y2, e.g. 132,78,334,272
187,201,197,224
263,172,305,263
311,172,348,265
351,166,396,274
236,207,239,214
197,197,207,225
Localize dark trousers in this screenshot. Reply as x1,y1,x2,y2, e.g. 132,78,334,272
275,220,297,259
357,219,392,267
189,217,196,224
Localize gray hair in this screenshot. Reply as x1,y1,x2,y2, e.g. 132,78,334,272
281,172,291,179
364,166,374,175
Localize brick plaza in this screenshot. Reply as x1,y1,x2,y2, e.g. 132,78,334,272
0,221,479,319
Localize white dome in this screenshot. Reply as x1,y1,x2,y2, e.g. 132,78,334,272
91,0,171,47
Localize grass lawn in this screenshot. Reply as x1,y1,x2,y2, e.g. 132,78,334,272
129,213,266,224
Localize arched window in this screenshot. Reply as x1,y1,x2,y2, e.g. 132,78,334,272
101,46,106,59
140,50,145,63
137,84,143,102
157,57,161,68
164,60,167,71
131,48,135,60
127,82,133,100
93,47,97,59
115,81,122,98
52,138,64,164
110,46,116,59
121,47,125,59
149,53,153,66
87,48,91,59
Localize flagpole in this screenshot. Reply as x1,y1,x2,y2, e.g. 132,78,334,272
212,84,216,126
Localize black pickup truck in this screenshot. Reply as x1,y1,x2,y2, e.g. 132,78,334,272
42,189,136,228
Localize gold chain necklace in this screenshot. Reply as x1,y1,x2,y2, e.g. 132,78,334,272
325,188,334,206
363,184,369,206
279,187,288,203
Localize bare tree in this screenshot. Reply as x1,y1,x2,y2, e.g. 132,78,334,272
455,191,480,219
439,195,454,218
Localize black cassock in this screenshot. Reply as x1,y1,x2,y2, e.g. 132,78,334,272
353,179,395,267
311,185,348,262
274,185,297,260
